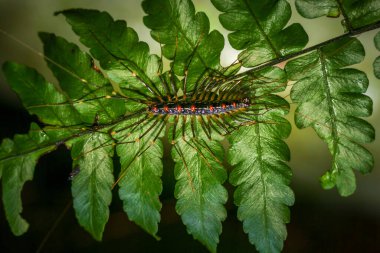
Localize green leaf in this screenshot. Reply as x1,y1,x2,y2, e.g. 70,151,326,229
1,146,49,235
70,132,115,241
375,31,380,51
335,166,356,196
58,9,163,100
228,94,293,253
39,32,126,124
285,37,375,196
142,0,225,91
341,0,380,29
295,0,340,18
374,31,380,79
211,0,308,67
2,62,82,126
0,123,77,235
114,116,164,238
295,0,380,29
170,117,227,253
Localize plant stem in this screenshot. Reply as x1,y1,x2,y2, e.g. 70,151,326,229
233,20,380,78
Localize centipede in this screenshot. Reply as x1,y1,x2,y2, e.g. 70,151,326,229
0,7,293,251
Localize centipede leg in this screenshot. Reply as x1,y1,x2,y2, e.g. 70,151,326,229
182,115,188,140
138,115,166,140
173,143,195,192
190,115,197,139
150,115,168,143
190,68,212,101
171,115,179,144
183,138,214,173
210,115,232,134
198,115,212,140
157,41,173,101
112,115,168,189
115,115,153,142
206,115,224,136
193,138,223,166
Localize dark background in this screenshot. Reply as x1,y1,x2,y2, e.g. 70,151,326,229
0,0,379,252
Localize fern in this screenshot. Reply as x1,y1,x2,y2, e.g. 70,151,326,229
0,0,379,252
286,37,374,196
211,0,309,67
374,31,380,79
296,0,380,28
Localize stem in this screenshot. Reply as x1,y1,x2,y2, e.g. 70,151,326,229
232,20,380,78
337,0,354,32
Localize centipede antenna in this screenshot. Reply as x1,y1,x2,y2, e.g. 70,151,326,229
49,110,147,152
0,28,164,119
0,28,146,113
0,29,96,88
69,85,106,102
